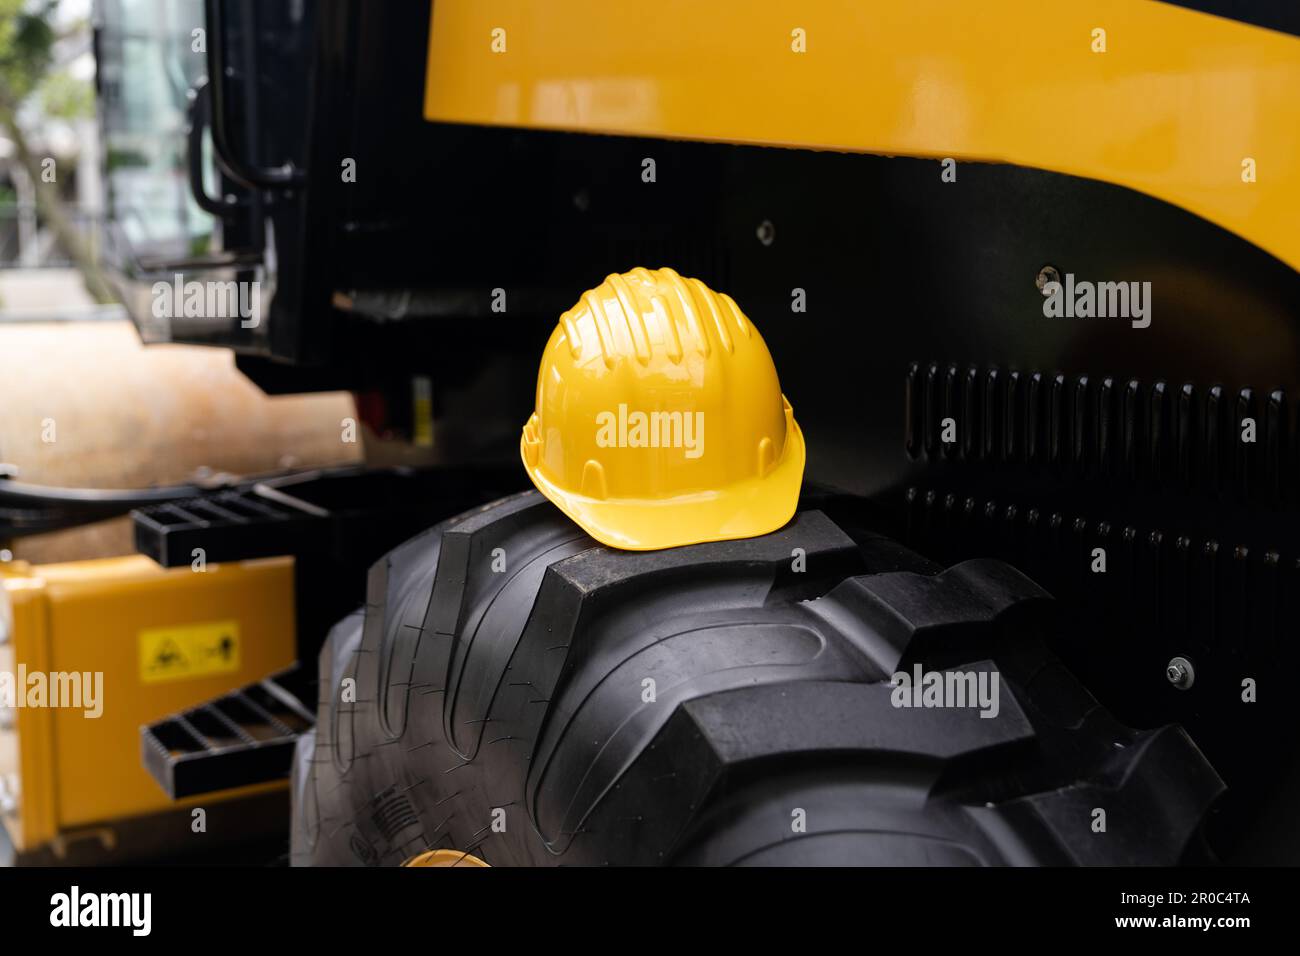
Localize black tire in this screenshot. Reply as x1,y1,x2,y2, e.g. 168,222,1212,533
290,490,1223,866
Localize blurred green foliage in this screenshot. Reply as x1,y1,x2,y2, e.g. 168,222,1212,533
0,0,59,111
41,67,92,119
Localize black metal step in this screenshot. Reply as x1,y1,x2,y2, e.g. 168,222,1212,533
142,668,315,799
131,464,527,567
132,488,327,566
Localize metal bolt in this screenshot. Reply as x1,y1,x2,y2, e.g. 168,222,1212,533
1166,656,1195,690
756,220,776,247
1036,264,1061,294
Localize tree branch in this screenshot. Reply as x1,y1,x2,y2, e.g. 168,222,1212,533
1,106,115,304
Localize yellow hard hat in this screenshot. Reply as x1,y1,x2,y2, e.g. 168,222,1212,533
520,267,805,550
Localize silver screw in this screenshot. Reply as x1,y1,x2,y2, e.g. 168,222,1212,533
1036,264,1061,294
756,220,776,247
1166,656,1195,690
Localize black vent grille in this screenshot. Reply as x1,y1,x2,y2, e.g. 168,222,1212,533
904,361,1293,504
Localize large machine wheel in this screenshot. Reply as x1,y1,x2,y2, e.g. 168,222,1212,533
290,491,1223,866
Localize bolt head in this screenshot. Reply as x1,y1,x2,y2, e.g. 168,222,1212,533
1166,656,1195,690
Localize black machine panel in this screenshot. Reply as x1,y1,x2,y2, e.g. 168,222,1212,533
96,0,1300,860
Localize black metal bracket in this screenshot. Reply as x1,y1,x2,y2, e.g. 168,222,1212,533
204,0,306,189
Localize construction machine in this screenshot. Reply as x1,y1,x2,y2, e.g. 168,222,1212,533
4,0,1299,866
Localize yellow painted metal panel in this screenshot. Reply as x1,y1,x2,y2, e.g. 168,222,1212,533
2,574,58,848
1,555,295,849
425,0,1300,272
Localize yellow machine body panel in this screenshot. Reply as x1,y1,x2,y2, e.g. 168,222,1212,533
425,0,1300,273
0,555,295,855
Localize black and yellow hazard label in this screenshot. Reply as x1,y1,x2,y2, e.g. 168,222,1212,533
139,621,241,683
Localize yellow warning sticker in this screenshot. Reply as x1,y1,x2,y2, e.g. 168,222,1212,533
139,621,241,683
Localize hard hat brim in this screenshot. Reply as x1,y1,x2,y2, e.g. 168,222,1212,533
520,418,806,551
